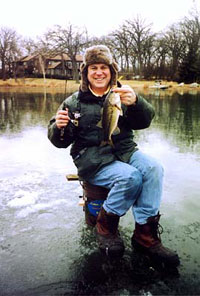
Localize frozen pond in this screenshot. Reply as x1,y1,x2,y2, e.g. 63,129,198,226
0,89,200,295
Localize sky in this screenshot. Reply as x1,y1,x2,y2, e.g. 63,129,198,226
0,0,199,40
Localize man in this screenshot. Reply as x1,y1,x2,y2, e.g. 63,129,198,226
48,45,179,266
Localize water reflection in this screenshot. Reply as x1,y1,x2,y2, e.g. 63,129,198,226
1,90,199,154
139,91,200,154
0,91,66,134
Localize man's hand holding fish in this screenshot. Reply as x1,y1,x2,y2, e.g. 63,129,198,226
113,85,137,106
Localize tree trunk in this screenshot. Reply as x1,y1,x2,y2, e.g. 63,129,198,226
72,59,79,83
2,60,6,81
38,55,46,84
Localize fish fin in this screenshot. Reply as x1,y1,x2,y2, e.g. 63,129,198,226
115,104,121,111
114,104,123,116
113,126,120,135
96,120,102,128
96,108,104,128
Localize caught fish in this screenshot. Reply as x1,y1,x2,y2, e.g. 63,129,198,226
97,90,122,147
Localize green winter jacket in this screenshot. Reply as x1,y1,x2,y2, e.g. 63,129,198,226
48,89,155,180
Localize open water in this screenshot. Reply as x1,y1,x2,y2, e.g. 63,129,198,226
0,87,200,295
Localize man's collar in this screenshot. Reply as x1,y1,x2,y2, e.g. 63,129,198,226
89,85,110,97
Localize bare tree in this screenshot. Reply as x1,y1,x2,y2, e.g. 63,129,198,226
153,35,169,79
47,24,87,82
162,24,186,80
0,27,22,80
111,25,133,73
179,8,200,82
33,35,56,83
21,37,37,55
109,16,154,78
125,16,154,77
141,34,156,79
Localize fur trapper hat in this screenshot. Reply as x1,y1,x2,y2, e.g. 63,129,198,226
80,45,119,92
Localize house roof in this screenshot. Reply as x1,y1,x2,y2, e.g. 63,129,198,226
50,54,70,61
76,55,83,62
49,53,83,62
47,61,61,69
17,53,83,63
20,55,38,62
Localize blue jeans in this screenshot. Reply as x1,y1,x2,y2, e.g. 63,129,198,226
88,150,164,224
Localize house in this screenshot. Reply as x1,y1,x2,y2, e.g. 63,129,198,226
15,53,83,79
15,54,38,77
46,53,83,78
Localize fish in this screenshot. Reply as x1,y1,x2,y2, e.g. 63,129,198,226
97,90,122,147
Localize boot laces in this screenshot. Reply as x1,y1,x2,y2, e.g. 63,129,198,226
157,223,163,239
152,222,163,240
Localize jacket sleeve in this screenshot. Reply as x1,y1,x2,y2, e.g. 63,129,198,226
47,100,76,148
124,95,155,130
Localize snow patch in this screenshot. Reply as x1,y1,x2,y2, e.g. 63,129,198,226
7,190,38,207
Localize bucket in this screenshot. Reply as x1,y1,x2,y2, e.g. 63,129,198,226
82,181,109,226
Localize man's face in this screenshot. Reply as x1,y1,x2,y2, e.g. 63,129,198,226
87,63,111,93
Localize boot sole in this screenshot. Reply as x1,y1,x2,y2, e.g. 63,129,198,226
132,239,180,267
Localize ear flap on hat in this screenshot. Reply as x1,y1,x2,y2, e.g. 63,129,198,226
110,61,119,88
80,64,89,92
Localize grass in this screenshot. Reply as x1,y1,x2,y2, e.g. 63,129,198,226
0,78,79,92
0,77,177,87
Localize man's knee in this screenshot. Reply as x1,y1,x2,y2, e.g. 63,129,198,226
130,170,143,189
115,169,142,192
147,160,164,180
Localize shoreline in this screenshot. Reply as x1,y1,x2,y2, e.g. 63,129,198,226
0,78,199,94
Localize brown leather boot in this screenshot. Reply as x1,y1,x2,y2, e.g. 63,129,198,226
96,207,125,258
131,214,180,267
